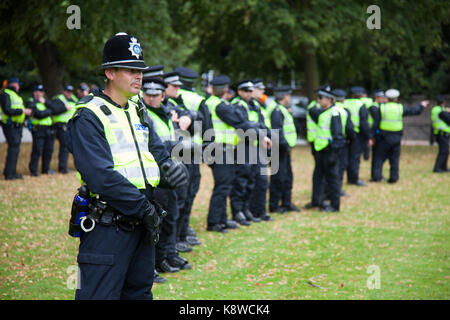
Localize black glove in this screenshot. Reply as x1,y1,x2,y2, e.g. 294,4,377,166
142,200,167,245
162,160,189,188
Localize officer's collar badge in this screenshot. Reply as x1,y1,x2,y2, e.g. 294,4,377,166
128,37,142,59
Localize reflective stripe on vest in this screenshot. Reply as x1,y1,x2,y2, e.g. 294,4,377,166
52,94,78,123
75,96,160,188
205,95,238,146
344,98,363,133
431,105,450,134
306,100,319,142
266,100,298,148
231,96,259,123
380,102,403,132
335,102,348,136
253,99,271,129
178,89,203,145
314,107,337,151
2,88,25,124
30,99,52,126
146,108,176,142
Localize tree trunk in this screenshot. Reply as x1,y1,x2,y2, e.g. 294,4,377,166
302,45,320,101
27,39,65,98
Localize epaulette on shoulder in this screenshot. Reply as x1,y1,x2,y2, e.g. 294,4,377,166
76,95,94,105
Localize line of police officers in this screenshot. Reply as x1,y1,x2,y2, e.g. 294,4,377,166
1,32,447,300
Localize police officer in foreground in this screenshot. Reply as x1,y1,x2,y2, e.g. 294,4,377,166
308,86,345,212
52,85,78,174
1,77,32,180
205,75,271,232
27,85,55,176
66,32,188,300
140,77,192,277
266,86,299,213
370,89,429,183
431,95,450,172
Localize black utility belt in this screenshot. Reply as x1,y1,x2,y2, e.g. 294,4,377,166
83,202,142,232
437,131,449,136
4,122,23,128
32,124,52,130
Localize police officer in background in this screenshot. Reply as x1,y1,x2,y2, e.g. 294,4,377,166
308,86,346,212
140,77,192,277
205,75,271,232
368,89,387,181
27,85,55,176
1,77,32,180
344,86,371,186
359,90,374,161
76,83,90,99
249,79,273,221
52,85,78,174
431,95,450,172
66,32,188,300
370,89,429,183
266,86,299,213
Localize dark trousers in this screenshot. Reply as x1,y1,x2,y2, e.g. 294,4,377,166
371,133,401,182
347,134,364,184
230,162,258,216
54,123,69,172
338,144,349,189
176,163,200,241
311,146,323,206
3,123,23,178
154,188,179,265
208,160,235,225
316,149,341,210
29,126,55,174
269,148,293,210
433,133,449,172
75,224,154,300
249,163,268,216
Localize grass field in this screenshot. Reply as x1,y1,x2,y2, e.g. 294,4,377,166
0,142,448,300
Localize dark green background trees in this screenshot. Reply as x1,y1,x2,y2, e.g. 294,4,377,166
1,0,449,99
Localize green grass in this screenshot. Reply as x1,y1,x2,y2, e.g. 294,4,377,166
0,144,448,299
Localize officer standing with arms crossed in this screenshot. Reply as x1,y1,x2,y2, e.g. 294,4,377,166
1,77,32,180
266,85,299,213
52,85,78,174
66,33,187,299
27,84,55,176
370,89,429,183
431,95,450,173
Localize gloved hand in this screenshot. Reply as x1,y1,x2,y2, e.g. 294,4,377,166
162,160,189,188
142,201,167,245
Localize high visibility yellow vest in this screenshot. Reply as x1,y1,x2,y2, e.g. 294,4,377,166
379,102,403,132
2,88,25,124
231,96,259,123
178,88,204,145
29,98,52,126
266,100,297,148
431,105,450,134
205,95,238,146
344,98,364,133
306,100,319,142
314,106,339,151
252,99,271,129
75,95,160,189
146,108,176,142
52,94,78,123
334,101,348,136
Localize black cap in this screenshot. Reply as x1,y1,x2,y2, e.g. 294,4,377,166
64,85,74,92
143,64,164,78
273,85,292,96
253,78,265,89
211,75,230,88
316,85,334,99
79,84,89,91
372,89,385,98
174,67,198,83
163,72,183,86
332,89,346,100
142,77,166,95
436,95,445,103
32,84,45,92
236,80,254,91
7,77,20,85
350,86,366,95
101,32,147,70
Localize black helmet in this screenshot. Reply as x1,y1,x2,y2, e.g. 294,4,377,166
101,32,147,70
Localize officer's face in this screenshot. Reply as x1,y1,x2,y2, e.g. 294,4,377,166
166,84,179,98
106,68,143,96
239,89,252,102
252,88,264,99
143,92,165,108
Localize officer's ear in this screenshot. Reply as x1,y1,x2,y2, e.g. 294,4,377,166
104,68,117,82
